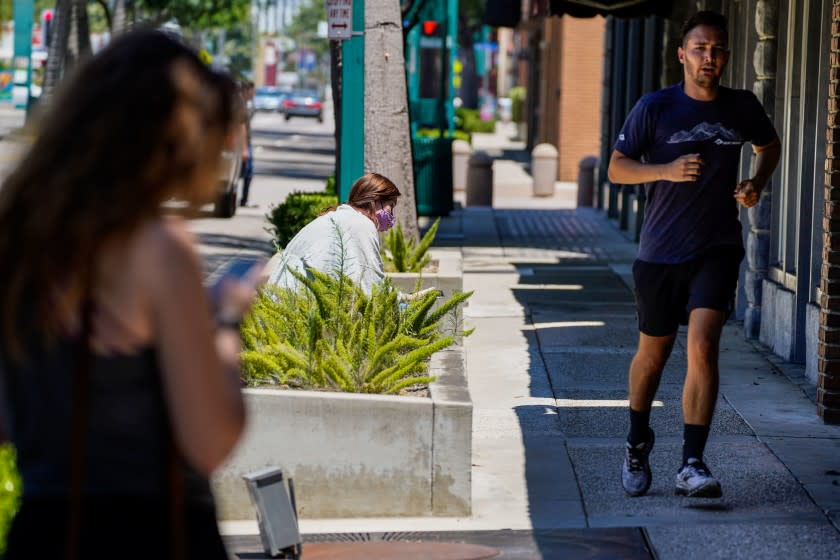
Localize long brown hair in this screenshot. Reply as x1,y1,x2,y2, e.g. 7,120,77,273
347,172,401,212
0,30,234,360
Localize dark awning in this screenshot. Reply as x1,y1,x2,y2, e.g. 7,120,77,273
549,0,673,18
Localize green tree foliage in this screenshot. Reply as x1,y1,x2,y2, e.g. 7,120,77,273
241,268,472,394
224,25,255,79
78,0,252,34
138,0,251,29
382,218,440,273
284,0,328,60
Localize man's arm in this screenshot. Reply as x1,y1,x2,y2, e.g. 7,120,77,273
734,137,781,208
608,150,705,185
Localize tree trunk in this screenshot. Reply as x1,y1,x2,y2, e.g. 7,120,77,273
330,40,342,183
111,0,130,35
43,0,91,103
364,0,418,241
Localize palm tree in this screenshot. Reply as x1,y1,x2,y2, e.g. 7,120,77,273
365,0,418,241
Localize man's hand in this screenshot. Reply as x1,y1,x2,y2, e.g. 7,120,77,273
660,153,704,182
734,179,762,208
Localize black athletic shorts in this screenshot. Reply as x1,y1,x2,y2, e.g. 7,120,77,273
632,245,745,337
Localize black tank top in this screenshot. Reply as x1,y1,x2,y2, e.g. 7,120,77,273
2,338,213,502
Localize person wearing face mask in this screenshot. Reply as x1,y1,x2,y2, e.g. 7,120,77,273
266,172,400,295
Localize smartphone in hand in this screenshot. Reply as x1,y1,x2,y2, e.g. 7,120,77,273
207,257,265,308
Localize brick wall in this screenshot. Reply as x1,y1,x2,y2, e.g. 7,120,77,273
557,16,606,182
819,0,840,424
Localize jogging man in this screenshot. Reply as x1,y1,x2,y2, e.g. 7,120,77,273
607,11,781,498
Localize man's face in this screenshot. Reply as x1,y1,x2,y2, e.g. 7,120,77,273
678,25,729,89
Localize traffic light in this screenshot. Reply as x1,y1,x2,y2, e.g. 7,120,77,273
41,9,53,49
421,20,440,36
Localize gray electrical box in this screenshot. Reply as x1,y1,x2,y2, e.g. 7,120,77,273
242,467,302,558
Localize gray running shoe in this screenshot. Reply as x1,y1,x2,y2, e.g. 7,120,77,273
675,458,723,498
622,429,654,497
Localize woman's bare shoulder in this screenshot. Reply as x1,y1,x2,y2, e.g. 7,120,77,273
127,217,202,288
132,217,198,259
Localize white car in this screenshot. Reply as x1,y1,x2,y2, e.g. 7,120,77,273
253,87,286,112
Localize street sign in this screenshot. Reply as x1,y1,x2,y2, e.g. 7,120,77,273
326,0,352,40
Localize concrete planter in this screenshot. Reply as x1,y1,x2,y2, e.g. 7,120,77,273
388,248,466,343
212,346,471,520
387,247,463,297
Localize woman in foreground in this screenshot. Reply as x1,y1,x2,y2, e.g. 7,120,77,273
0,31,255,559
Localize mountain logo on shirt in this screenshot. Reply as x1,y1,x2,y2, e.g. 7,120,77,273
666,122,742,144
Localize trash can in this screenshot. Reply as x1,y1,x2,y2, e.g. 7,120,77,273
413,135,454,216
465,151,494,206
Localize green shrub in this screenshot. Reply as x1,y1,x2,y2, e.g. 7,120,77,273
510,87,526,123
0,445,20,554
416,128,471,144
240,268,472,394
382,218,440,273
324,175,337,195
267,191,338,249
455,107,496,134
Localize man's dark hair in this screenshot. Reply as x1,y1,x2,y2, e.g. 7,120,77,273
681,11,728,45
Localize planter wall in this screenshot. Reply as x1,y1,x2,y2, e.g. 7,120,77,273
212,346,471,520
387,248,463,296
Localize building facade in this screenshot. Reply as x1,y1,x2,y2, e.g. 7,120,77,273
517,5,606,181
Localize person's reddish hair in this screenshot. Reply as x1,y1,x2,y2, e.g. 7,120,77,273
347,172,400,210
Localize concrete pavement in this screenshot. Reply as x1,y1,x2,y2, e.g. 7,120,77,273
224,125,840,559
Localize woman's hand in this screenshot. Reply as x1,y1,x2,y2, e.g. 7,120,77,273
211,260,266,325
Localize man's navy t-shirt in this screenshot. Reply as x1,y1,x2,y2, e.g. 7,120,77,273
614,83,776,264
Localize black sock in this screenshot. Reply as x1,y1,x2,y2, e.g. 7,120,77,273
682,424,710,465
628,408,652,445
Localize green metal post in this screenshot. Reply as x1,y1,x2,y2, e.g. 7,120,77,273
338,0,364,203
447,0,457,137
13,0,34,111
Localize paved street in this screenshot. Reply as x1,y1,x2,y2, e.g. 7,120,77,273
0,106,335,278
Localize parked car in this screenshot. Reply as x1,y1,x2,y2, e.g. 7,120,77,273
283,90,323,122
214,129,244,218
253,87,285,112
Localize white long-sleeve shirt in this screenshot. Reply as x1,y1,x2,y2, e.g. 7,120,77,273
267,204,385,294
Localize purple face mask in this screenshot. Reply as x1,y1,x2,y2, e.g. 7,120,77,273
375,208,396,231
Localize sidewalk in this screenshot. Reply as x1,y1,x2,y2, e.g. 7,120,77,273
224,128,840,559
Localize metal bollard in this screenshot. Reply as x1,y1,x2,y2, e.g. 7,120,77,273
576,156,599,207
531,143,558,197
465,151,494,206
452,139,472,192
